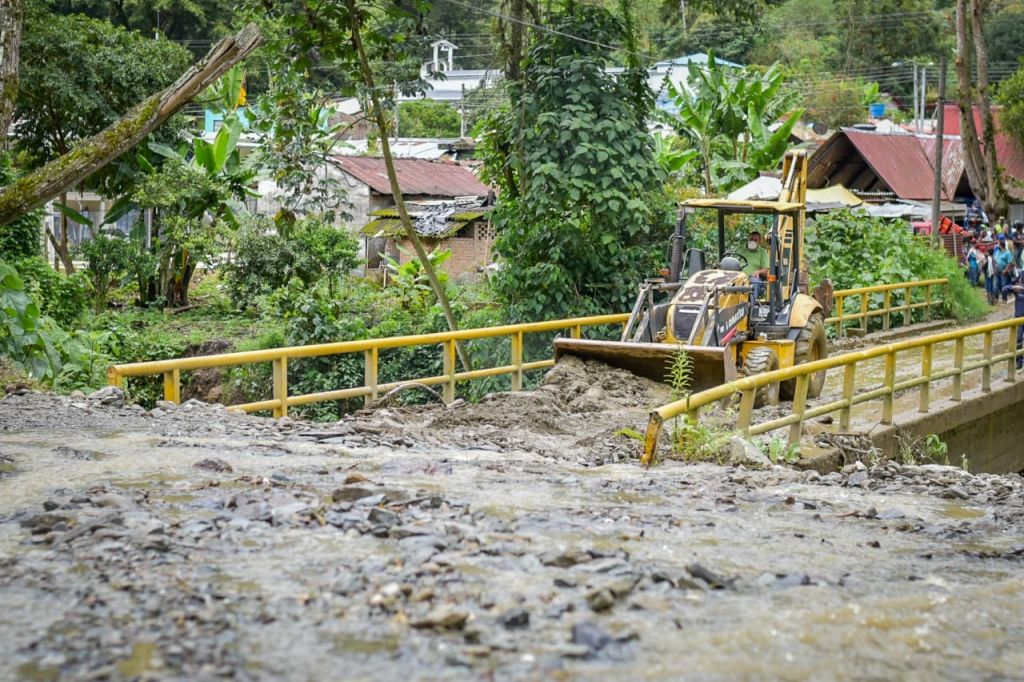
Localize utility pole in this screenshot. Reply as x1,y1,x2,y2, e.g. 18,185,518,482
913,64,919,132
931,55,947,249
460,83,466,138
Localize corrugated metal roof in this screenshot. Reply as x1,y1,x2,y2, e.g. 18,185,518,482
942,104,1024,200
809,129,969,201
359,218,404,237
844,131,936,201
334,157,492,197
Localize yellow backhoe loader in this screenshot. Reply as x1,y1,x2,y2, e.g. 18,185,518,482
554,150,827,405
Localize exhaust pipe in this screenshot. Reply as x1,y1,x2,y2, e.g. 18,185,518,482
669,209,687,282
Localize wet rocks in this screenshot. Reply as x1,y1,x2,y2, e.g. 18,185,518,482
498,608,530,629
193,458,233,473
722,436,772,469
411,606,470,630
87,386,124,407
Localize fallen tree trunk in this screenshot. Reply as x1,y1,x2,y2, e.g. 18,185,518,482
0,22,262,227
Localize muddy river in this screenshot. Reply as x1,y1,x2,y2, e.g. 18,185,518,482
1,356,1023,680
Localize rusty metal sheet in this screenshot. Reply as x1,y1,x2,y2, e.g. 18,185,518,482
334,157,492,197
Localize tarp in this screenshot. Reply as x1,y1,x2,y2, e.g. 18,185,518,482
727,178,864,212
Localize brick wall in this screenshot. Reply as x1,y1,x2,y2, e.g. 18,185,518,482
395,228,493,277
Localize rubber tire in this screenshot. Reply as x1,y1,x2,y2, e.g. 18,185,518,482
781,312,828,400
742,346,781,408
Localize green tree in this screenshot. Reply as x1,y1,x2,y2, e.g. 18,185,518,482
0,156,40,260
48,0,235,47
664,54,802,193
479,3,667,320
831,0,942,72
14,5,192,271
398,100,461,137
997,63,1024,175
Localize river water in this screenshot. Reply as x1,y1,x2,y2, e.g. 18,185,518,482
2,380,1024,680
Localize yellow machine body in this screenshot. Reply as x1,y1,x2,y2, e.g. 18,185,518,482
554,150,828,397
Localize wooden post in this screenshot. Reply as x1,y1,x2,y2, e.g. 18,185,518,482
919,344,932,413
272,356,288,418
882,352,896,424
788,375,809,447
882,289,891,331
511,331,524,391
836,295,845,338
442,340,456,403
571,325,582,339
859,294,869,335
952,337,964,401
903,286,913,326
924,285,932,321
737,389,756,433
162,368,181,404
364,347,378,406
982,331,993,393
840,363,856,429
107,366,123,388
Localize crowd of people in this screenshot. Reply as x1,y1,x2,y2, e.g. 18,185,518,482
962,217,1024,306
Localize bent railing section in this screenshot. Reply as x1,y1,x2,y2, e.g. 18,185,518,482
641,316,1024,466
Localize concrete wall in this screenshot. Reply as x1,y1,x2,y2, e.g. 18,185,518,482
865,377,1024,474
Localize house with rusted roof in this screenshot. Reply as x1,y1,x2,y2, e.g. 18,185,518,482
808,106,1024,223
334,156,493,236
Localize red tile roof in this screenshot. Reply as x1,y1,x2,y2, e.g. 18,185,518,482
334,157,492,197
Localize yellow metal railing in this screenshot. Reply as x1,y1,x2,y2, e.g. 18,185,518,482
826,278,947,337
107,314,629,417
641,315,1024,466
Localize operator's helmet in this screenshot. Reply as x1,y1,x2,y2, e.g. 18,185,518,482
720,256,742,272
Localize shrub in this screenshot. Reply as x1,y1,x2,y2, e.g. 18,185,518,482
80,233,134,312
12,256,91,327
226,216,360,309
0,157,43,260
806,210,987,327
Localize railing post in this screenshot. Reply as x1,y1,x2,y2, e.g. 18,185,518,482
983,331,993,393
903,286,912,326
924,285,932,321
1008,325,1018,383
571,325,582,339
162,368,181,404
443,340,456,403
107,366,123,389
919,344,932,413
736,388,756,434
859,294,869,335
882,289,891,331
364,347,378,406
882,351,896,425
952,337,964,401
840,363,856,429
836,295,845,338
511,331,524,391
272,355,288,418
788,375,809,447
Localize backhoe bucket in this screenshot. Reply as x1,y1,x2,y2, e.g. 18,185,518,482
553,338,735,392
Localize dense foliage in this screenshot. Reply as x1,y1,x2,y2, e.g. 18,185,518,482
480,3,668,321
398,100,461,138
226,216,360,309
806,210,988,325
0,157,41,260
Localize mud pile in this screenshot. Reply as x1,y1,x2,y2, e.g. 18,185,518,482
351,356,671,465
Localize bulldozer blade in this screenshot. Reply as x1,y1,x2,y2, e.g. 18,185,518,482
553,338,735,392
